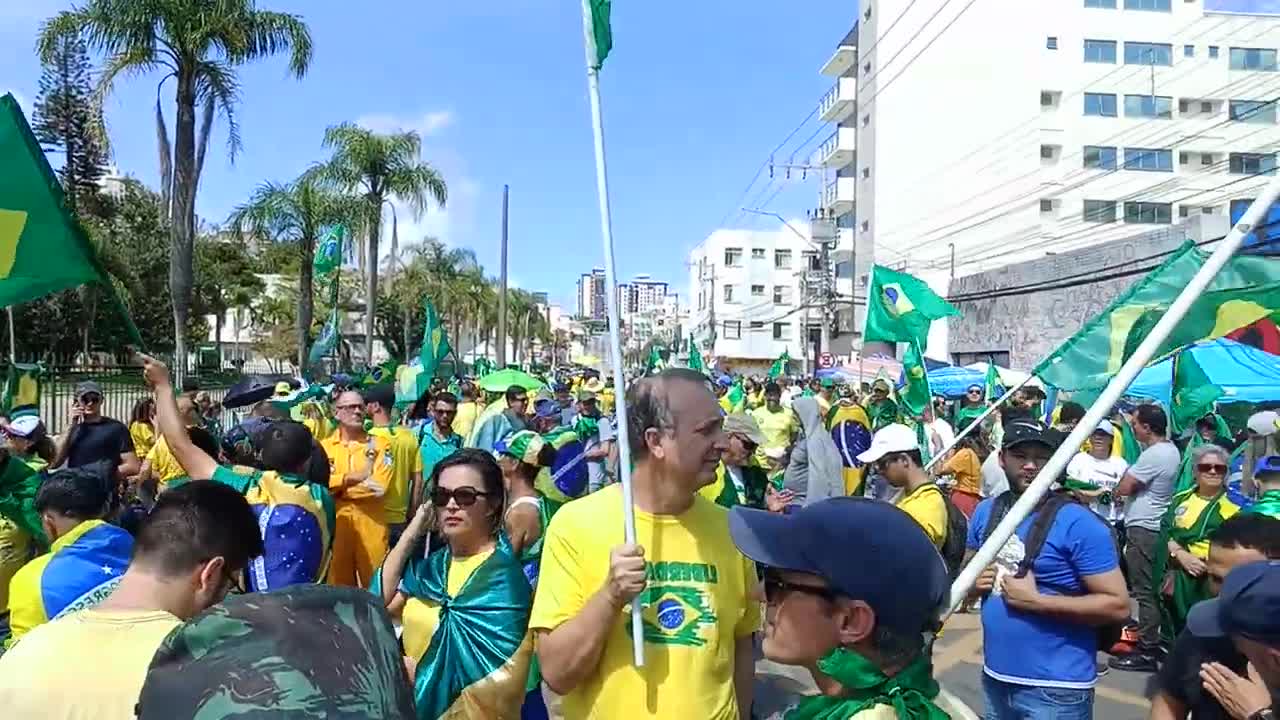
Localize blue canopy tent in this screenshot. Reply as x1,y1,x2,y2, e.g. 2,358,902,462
1126,338,1280,406
900,364,984,398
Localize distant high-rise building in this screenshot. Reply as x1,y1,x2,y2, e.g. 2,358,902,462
576,268,606,320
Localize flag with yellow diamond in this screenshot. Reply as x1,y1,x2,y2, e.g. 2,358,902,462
899,341,932,418
419,299,451,378
0,94,140,343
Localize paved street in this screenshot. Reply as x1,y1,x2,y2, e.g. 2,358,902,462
755,613,1155,718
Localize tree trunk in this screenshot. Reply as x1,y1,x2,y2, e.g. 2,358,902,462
364,205,381,366
297,231,315,369
169,74,198,386
214,309,224,369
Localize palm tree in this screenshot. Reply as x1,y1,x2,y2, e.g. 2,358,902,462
38,0,313,384
319,124,447,365
227,171,364,367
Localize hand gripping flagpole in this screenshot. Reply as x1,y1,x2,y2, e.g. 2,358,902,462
945,171,1280,619
580,0,644,667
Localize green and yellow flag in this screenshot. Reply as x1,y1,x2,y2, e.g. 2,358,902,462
1170,349,1223,435
686,335,704,373
767,349,790,379
1,362,42,417
583,0,613,70
0,94,139,342
900,341,932,418
420,299,451,377
864,265,959,351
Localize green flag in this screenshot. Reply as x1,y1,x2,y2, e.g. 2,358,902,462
313,225,344,278
900,341,932,418
1036,241,1280,391
727,378,745,412
583,0,613,70
687,336,704,372
767,349,790,379
1,362,41,416
864,265,959,350
1170,349,1223,434
983,360,1001,401
646,343,666,374
308,308,340,369
0,94,140,343
419,300,451,377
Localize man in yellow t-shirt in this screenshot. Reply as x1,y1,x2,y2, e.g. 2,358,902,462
452,382,481,444
0,480,263,720
751,382,797,458
858,424,948,548
322,390,396,588
364,385,423,546
531,369,761,720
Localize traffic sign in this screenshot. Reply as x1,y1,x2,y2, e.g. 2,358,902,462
818,352,834,369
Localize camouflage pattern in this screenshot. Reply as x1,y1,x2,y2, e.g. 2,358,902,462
137,585,415,719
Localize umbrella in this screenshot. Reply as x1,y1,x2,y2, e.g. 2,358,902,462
222,375,300,409
477,368,545,392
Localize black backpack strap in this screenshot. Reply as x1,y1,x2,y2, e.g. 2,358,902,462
982,491,1016,543
1015,492,1076,577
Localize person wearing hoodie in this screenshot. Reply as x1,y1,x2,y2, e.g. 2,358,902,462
777,397,844,512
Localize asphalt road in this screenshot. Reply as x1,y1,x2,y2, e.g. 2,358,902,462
754,612,1155,718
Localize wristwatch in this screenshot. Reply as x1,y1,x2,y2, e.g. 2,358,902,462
1248,708,1275,720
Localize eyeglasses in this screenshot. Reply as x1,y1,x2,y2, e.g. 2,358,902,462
763,575,840,604
335,403,363,412
430,486,490,507
433,407,457,416
1196,463,1228,476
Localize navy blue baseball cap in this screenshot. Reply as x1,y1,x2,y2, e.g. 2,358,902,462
1258,455,1280,475
1187,560,1280,640
533,398,560,420
728,497,949,634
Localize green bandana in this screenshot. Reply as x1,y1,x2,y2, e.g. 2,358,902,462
784,648,948,720
1247,489,1280,520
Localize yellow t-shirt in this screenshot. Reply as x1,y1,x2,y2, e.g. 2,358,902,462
370,425,424,525
452,402,480,444
0,515,31,615
129,422,156,461
0,609,181,720
1176,493,1242,558
751,406,797,452
530,484,761,720
146,435,187,487
322,433,396,507
402,548,496,660
896,484,948,548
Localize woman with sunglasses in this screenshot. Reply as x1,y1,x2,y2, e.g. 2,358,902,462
376,449,533,719
1153,444,1242,643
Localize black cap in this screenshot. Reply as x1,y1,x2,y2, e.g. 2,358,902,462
1001,419,1062,451
1187,560,1280,641
728,497,948,634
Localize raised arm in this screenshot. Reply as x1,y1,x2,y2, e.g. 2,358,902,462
140,355,218,481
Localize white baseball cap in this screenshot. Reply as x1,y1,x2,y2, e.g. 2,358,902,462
1248,411,1280,437
7,416,41,438
1093,420,1116,437
856,423,919,464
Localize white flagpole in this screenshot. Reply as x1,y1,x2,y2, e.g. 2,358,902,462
922,375,1032,472
946,171,1280,618
580,0,644,667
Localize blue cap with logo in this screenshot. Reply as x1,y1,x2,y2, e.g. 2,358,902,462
1187,560,1280,640
728,497,948,634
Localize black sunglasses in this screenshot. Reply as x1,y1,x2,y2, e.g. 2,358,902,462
763,575,840,604
1196,463,1228,475
79,394,103,403
430,486,490,507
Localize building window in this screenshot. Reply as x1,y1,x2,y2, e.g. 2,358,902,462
803,251,820,271
774,249,792,269
1083,145,1118,169
772,322,790,341
1124,94,1173,118
1085,0,1117,5
1123,147,1174,172
861,166,870,179
722,321,741,340
750,284,765,297
1083,199,1118,223
1040,144,1055,159
1201,101,1214,113
1084,92,1118,117
1047,36,1058,50
1230,47,1279,71
750,247,766,259
724,247,742,266
1229,152,1278,175
862,113,870,127
1084,39,1117,63
723,284,735,303
749,321,764,330
1229,99,1278,124
1124,201,1173,224
773,285,789,304
1040,91,1054,107
1202,153,1214,166
1180,205,1191,218
1039,199,1054,212
1124,42,1173,66
1209,46,1220,59
1184,45,1195,58
1124,0,1171,10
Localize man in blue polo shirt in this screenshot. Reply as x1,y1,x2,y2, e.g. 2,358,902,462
966,419,1130,719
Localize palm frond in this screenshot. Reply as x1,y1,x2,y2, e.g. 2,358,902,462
155,91,172,217
239,10,312,78
194,58,242,161
386,163,448,217
193,93,214,187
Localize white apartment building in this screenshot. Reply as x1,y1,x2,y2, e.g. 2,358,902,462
686,228,819,374
821,0,1280,354
576,267,606,320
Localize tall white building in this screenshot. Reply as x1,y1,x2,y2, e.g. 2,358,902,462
576,268,606,320
687,228,817,374
822,0,1280,354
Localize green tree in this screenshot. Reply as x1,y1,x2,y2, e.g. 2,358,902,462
228,172,363,367
193,235,263,365
31,30,106,216
39,0,313,383
318,124,447,364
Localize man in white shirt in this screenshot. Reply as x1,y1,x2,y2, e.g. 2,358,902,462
1065,420,1129,529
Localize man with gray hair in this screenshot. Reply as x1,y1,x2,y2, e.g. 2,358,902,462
531,368,761,719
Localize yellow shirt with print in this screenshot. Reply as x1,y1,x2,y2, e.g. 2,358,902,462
1176,493,1242,558
129,422,156,461
146,434,188,487
531,484,762,720
322,433,396,508
751,405,797,452
896,484,948,548
0,609,180,720
370,425,424,525
402,549,495,660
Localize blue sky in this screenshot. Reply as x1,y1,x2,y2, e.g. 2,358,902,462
1,1,852,308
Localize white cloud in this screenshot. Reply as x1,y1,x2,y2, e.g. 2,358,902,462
353,109,455,138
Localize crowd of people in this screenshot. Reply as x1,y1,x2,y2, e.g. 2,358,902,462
0,359,1277,719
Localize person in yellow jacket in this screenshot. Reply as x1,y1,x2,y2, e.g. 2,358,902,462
322,390,395,588
452,381,481,442
363,385,423,547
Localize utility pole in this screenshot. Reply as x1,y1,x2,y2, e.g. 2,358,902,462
497,185,509,367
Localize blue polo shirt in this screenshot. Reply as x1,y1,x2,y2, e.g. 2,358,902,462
967,497,1118,689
